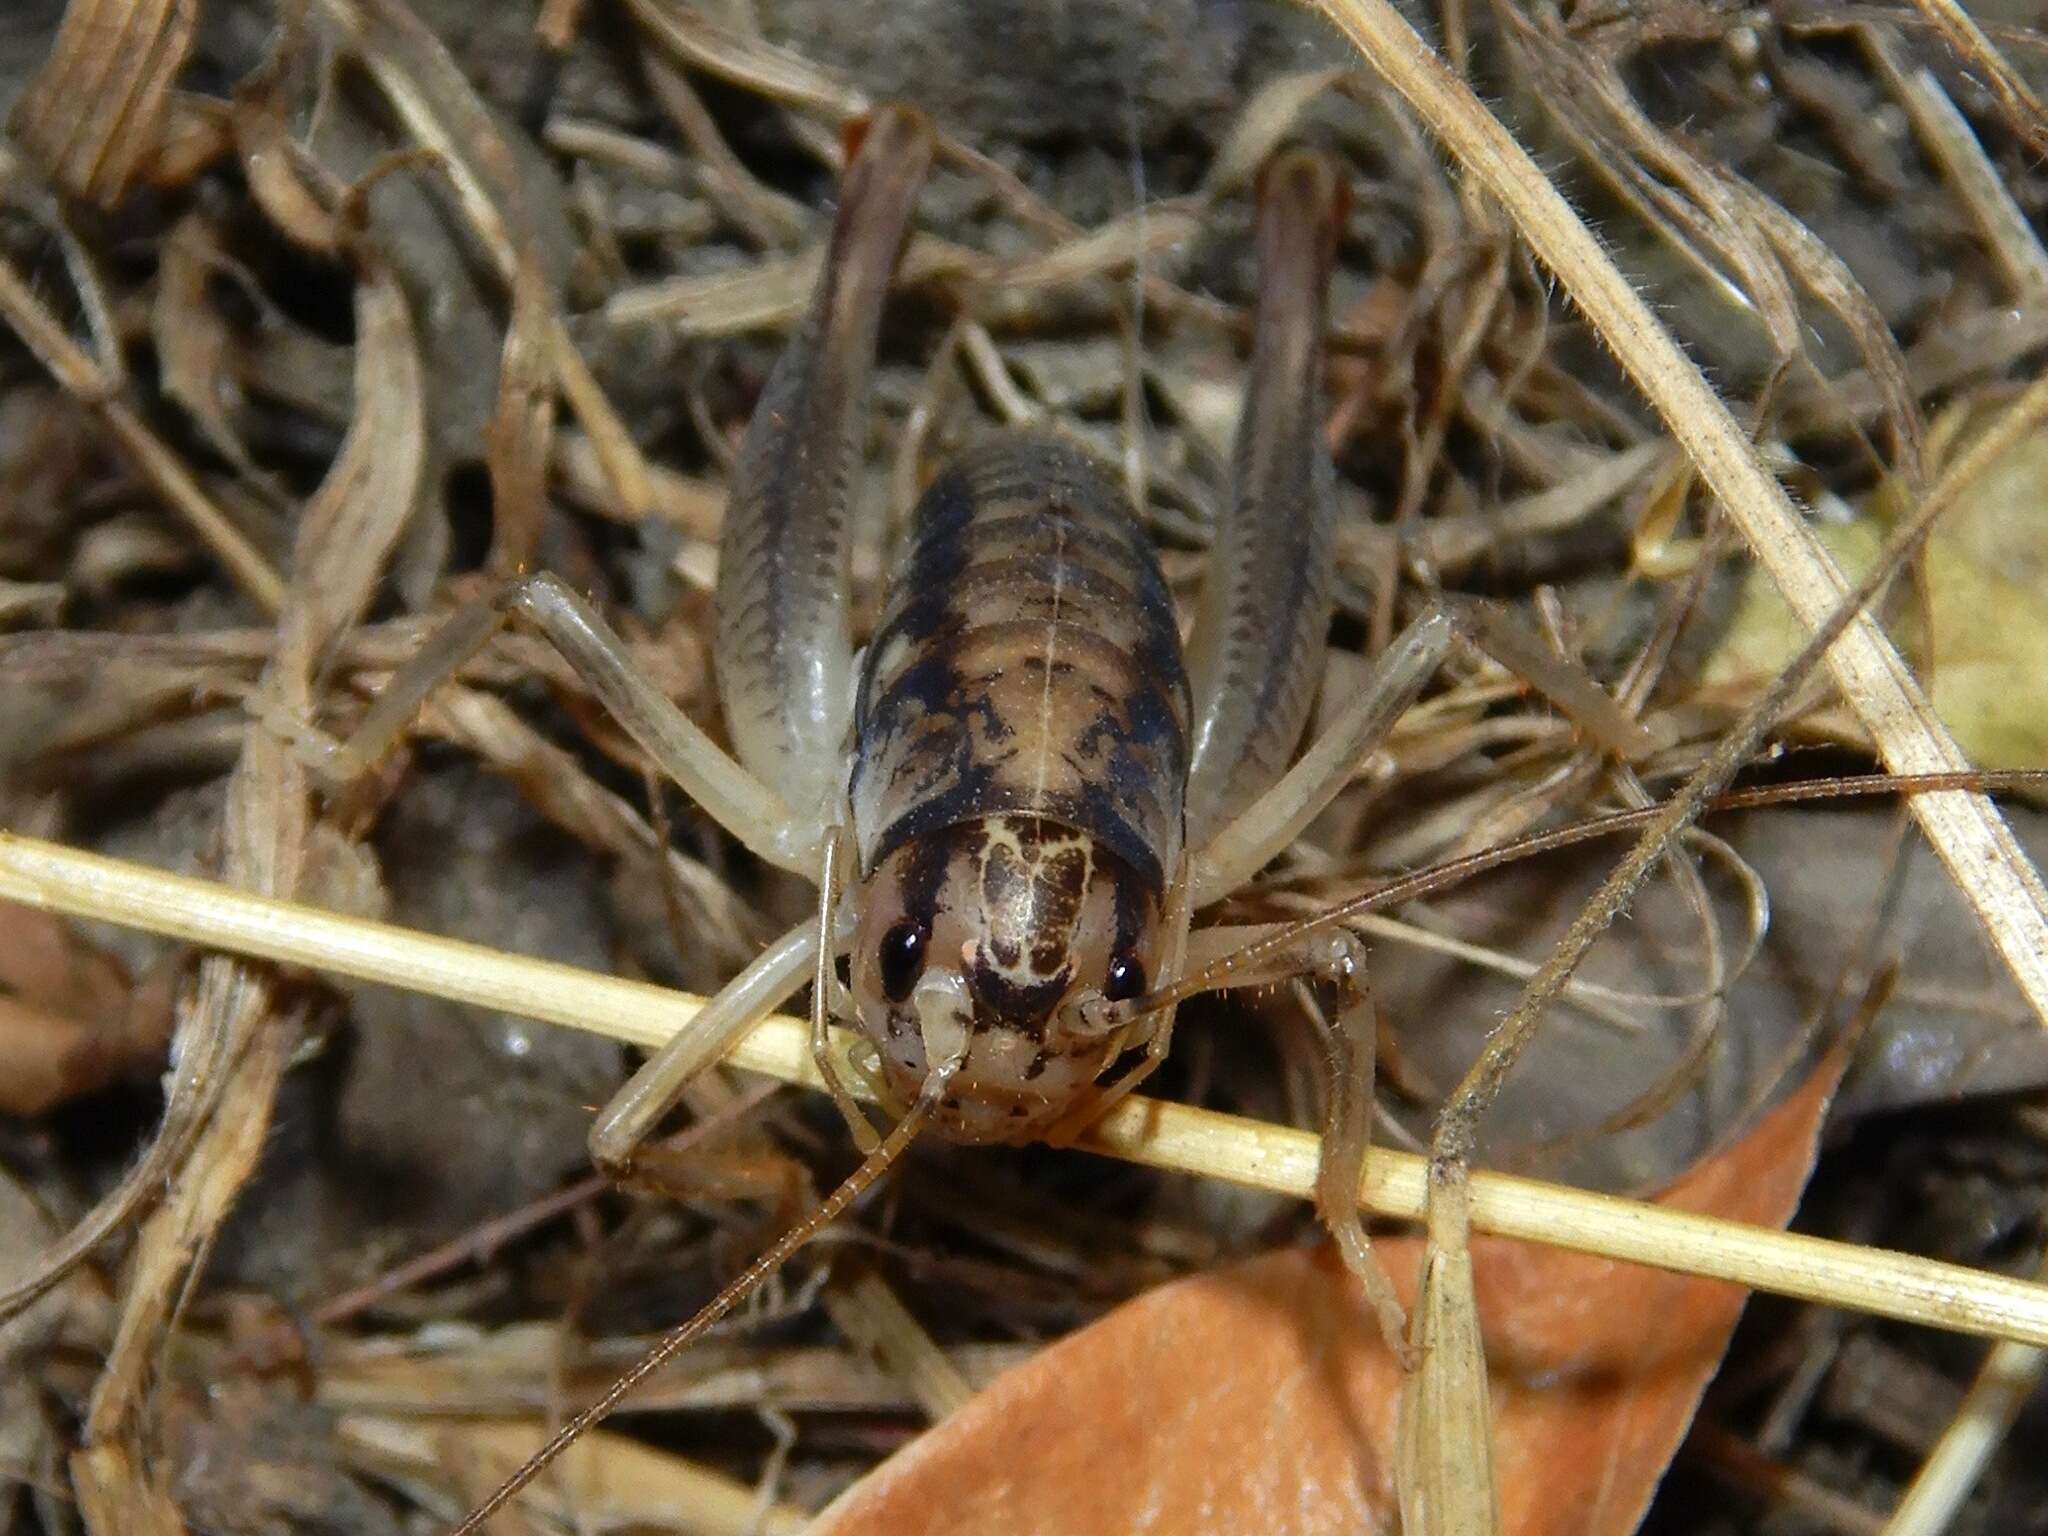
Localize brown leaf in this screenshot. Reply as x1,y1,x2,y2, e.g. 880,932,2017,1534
0,899,169,1117
813,1054,1844,1536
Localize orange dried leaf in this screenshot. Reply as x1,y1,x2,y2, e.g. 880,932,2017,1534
0,898,168,1116
814,1055,1844,1536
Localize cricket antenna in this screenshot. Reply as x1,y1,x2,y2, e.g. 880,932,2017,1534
448,1053,961,1534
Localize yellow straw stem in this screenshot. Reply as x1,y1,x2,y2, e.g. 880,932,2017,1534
5,829,2047,1349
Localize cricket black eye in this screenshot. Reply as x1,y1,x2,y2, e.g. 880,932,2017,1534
879,918,930,1002
1103,950,1147,1003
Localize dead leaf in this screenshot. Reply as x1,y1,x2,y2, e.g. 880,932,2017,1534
9,0,199,205
1700,421,2048,770
0,899,171,1117
812,1050,1845,1536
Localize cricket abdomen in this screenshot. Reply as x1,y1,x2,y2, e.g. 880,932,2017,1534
850,433,1191,894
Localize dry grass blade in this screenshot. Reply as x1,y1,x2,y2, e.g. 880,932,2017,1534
313,1331,1028,1416
553,429,725,537
270,250,426,665
1903,0,2048,159
1398,1175,1496,1535
1727,181,1926,492
1883,1338,2048,1534
8,0,197,204
606,234,981,333
621,0,867,118
1881,1248,2048,1535
66,225,424,1529
153,217,265,476
1491,10,1807,390
606,246,825,333
0,252,286,613
1308,0,2048,1030
642,52,810,247
484,252,556,576
823,1262,977,1421
1866,28,2048,300
337,1415,808,1535
312,0,655,520
1693,1428,1889,1535
1349,441,1666,575
6,832,2048,1353
1000,204,1203,293
1202,66,1351,197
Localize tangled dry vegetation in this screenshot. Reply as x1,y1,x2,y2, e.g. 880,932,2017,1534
3,0,2048,1531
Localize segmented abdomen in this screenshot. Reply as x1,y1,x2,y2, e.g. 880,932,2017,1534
851,435,1190,893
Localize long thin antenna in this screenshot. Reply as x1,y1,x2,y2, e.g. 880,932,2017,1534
1126,769,2048,1022
447,1056,959,1535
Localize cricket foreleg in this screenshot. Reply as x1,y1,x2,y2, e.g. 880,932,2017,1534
589,918,815,1182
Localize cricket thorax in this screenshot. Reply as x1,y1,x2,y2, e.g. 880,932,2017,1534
846,813,1163,1143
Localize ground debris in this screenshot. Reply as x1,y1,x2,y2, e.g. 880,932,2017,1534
0,1,2044,1532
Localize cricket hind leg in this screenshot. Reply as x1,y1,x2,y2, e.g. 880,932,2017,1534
1181,148,1348,849
1186,593,1661,906
712,102,935,825
1178,139,1655,878
269,571,818,876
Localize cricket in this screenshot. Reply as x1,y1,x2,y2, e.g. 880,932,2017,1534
294,102,1660,1526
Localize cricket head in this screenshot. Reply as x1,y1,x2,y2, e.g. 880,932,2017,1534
846,814,1162,1142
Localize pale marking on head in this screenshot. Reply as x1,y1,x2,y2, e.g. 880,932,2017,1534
970,813,1095,985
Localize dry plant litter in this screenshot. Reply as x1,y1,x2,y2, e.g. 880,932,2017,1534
1,0,2047,1532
